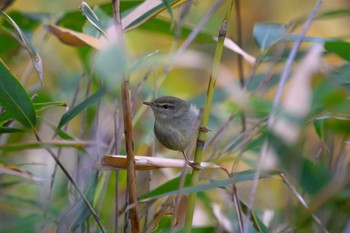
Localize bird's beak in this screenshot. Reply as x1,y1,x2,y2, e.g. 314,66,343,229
143,101,153,106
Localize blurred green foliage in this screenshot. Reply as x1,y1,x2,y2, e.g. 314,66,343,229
0,0,350,232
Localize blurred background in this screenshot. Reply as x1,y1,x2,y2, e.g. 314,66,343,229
1,0,350,232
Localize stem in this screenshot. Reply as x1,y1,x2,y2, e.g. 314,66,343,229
184,17,228,233
132,0,225,127
122,80,140,233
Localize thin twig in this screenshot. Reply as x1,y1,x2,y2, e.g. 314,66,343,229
244,0,324,232
114,100,122,233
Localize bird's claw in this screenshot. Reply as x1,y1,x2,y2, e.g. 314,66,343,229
188,162,203,170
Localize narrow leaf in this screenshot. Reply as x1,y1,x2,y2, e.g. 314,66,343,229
140,174,191,199
0,126,24,133
151,214,172,233
0,10,43,84
122,0,185,31
313,118,324,139
0,163,39,181
57,87,107,129
80,1,108,38
161,0,174,22
0,59,36,128
0,140,98,151
34,101,67,112
140,170,272,201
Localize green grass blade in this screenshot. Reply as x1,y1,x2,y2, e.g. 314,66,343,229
80,1,108,38
0,59,36,129
0,10,43,84
57,87,107,130
139,174,191,200
140,170,272,202
0,126,24,133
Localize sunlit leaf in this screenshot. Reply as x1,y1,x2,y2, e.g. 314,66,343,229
0,59,36,129
46,24,104,49
57,87,107,130
221,37,256,65
122,0,186,31
0,10,43,84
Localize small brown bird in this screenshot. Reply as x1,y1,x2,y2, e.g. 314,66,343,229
143,96,200,169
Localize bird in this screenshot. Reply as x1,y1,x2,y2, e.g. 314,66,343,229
143,96,201,169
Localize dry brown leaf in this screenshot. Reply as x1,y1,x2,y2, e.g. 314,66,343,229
0,163,40,181
46,24,104,49
101,155,222,171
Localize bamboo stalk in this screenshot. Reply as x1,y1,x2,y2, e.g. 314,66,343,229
183,17,228,233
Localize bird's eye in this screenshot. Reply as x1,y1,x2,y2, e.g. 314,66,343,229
162,104,169,109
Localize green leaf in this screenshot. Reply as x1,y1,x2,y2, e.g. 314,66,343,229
0,10,43,84
34,101,67,112
267,131,331,195
0,34,18,54
253,23,330,51
0,59,36,129
325,40,350,61
253,23,287,50
300,159,331,195
161,0,174,22
0,126,24,133
315,9,350,20
313,118,324,139
4,11,47,31
57,87,107,130
139,170,272,201
79,1,108,38
124,0,185,31
0,140,95,151
140,174,192,199
151,214,172,233
136,16,213,43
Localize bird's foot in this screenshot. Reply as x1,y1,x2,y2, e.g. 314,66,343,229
188,162,203,170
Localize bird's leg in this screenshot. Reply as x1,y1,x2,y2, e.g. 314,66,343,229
181,151,202,170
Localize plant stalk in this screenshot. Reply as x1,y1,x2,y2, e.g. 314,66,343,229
183,18,227,232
